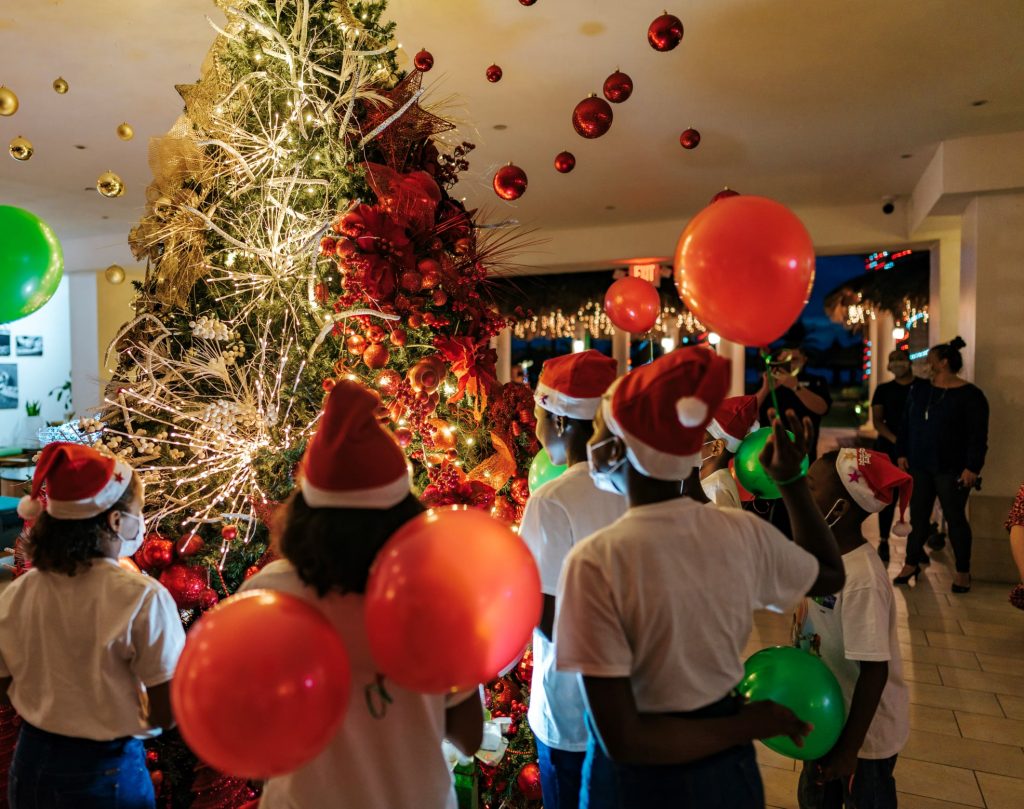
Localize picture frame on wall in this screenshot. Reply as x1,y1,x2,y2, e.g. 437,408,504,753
15,336,43,357
0,364,17,410
0,331,9,357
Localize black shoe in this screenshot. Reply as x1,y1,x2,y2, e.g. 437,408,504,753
952,574,972,594
894,565,921,585
877,540,890,564
927,533,947,551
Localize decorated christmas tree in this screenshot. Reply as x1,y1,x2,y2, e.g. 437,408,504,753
63,0,543,806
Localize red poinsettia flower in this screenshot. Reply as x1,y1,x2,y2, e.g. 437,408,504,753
434,334,500,411
334,204,416,303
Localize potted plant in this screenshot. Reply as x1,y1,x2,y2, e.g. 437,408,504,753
21,400,43,449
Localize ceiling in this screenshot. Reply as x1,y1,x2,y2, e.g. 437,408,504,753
2,0,1024,266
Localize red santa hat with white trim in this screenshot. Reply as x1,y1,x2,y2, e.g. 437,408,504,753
535,350,619,420
707,395,760,453
603,347,732,480
301,379,411,509
18,442,134,520
835,448,913,524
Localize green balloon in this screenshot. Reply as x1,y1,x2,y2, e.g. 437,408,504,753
739,646,846,761
528,448,567,493
0,206,64,324
734,426,809,500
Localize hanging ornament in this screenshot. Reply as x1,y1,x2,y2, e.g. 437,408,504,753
680,127,701,149
52,77,69,94
399,270,424,294
0,86,18,116
710,187,740,204
198,587,220,611
510,477,530,506
136,535,175,571
603,70,634,104
176,532,205,558
414,49,434,72
8,135,33,162
554,151,576,174
408,356,446,393
346,334,367,355
104,264,126,284
486,64,503,83
516,763,543,800
96,171,125,198
363,344,390,370
493,163,528,201
159,563,208,609
519,0,538,5
648,12,685,52
221,524,239,542
116,122,134,141
375,369,402,397
572,94,613,139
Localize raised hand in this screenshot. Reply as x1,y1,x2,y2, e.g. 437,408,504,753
759,409,812,485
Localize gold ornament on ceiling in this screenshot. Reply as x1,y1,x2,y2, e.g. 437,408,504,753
53,77,69,94
0,86,18,116
97,170,126,198
8,135,33,161
104,265,126,284
116,122,135,141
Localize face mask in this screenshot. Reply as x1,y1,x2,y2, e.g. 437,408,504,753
587,438,627,495
822,499,847,528
99,511,145,558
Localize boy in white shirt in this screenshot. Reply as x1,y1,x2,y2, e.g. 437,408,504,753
555,347,846,808
797,448,911,809
520,350,625,809
701,394,760,508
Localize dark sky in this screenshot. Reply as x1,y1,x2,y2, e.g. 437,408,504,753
801,254,865,352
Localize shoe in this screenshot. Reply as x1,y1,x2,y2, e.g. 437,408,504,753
877,540,890,564
927,533,947,551
893,565,922,585
1009,584,1024,611
952,574,972,594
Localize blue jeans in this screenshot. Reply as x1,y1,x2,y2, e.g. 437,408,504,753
581,715,619,809
536,737,586,809
8,723,155,809
797,755,898,809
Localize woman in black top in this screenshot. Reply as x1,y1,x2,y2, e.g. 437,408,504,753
871,350,916,563
894,337,989,593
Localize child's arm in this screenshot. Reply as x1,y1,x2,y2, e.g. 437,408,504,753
0,676,10,704
814,661,888,782
145,681,176,730
582,676,810,765
445,691,484,757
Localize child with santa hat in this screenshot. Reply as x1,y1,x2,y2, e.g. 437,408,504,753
700,394,761,508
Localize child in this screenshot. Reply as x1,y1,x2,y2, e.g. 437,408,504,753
798,448,911,809
519,350,623,809
240,380,483,808
555,347,845,809
701,394,760,508
0,443,185,809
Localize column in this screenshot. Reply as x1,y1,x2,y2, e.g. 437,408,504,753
718,339,746,397
494,326,512,384
612,327,630,377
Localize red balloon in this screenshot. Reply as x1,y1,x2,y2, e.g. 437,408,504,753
172,590,351,779
729,458,755,503
365,507,541,693
493,164,528,201
680,127,701,149
674,195,814,347
648,13,684,51
572,95,613,139
554,151,576,174
486,64,503,83
414,49,434,72
604,276,661,333
603,70,634,104
710,187,740,205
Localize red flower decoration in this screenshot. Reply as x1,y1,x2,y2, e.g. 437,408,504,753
434,334,500,413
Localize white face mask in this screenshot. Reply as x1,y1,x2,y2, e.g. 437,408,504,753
587,437,627,495
99,511,145,559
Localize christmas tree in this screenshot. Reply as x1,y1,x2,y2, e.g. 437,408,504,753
71,0,544,806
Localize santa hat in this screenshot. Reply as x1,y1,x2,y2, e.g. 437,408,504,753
301,379,411,509
603,347,731,480
18,442,134,521
835,448,913,523
535,350,618,420
707,395,760,453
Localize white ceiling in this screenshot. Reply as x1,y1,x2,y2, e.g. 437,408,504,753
2,0,1024,263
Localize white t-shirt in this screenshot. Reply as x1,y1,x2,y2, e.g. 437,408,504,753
803,543,909,759
518,463,627,751
0,559,185,740
555,498,819,712
241,560,471,809
701,467,742,509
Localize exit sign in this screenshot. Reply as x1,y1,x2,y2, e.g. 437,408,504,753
629,263,661,285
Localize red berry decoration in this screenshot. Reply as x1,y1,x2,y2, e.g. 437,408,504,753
710,187,740,204
413,49,434,72
486,64,503,83
572,95,613,139
221,524,239,542
648,12,684,52
554,151,576,174
680,127,701,149
516,763,543,800
603,70,634,104
493,164,528,201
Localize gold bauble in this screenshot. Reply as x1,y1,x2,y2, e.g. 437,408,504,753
104,265,126,284
96,170,125,198
116,122,134,141
53,77,69,94
0,86,18,116
8,135,33,162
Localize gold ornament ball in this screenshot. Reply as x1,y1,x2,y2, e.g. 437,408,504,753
104,265,126,285
116,122,134,141
0,86,18,116
96,170,125,198
53,77,69,94
8,135,33,162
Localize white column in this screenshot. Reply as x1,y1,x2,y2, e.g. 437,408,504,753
718,339,746,396
494,326,512,384
612,328,630,376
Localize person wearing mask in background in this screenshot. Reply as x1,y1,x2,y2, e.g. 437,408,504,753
700,395,761,509
870,350,916,564
759,345,832,463
895,337,989,593
519,350,623,809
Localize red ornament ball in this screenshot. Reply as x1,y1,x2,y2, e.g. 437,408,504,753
159,563,208,610
710,187,740,204
648,12,684,52
519,0,537,5
363,344,391,370
346,334,367,355
393,427,413,448
146,750,159,766
510,477,530,506
244,565,261,580
554,151,576,174
517,763,543,800
680,127,701,150
175,532,205,558
517,647,534,683
493,164,528,201
413,49,434,72
221,524,239,542
389,328,407,347
375,369,402,398
365,324,386,344
198,587,220,611
603,70,634,104
572,95,613,139
399,271,424,294
486,64,503,83
136,536,174,571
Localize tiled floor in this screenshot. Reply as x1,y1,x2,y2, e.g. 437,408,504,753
746,526,1024,809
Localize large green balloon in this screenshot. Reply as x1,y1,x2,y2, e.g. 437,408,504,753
0,206,64,324
734,426,809,500
739,646,846,760
528,448,567,493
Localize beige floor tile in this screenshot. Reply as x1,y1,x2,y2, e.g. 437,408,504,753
955,711,1024,746
900,643,980,670
902,727,1024,777
907,614,965,633
904,660,942,684
896,795,988,809
915,600,1024,626
900,626,929,646
976,650,1024,675
893,758,984,806
909,703,962,737
997,693,1024,720
758,764,800,809
976,771,1024,809
957,618,1024,640
754,740,796,772
926,630,1024,658
939,665,1024,697
907,681,1005,716
947,585,1024,610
